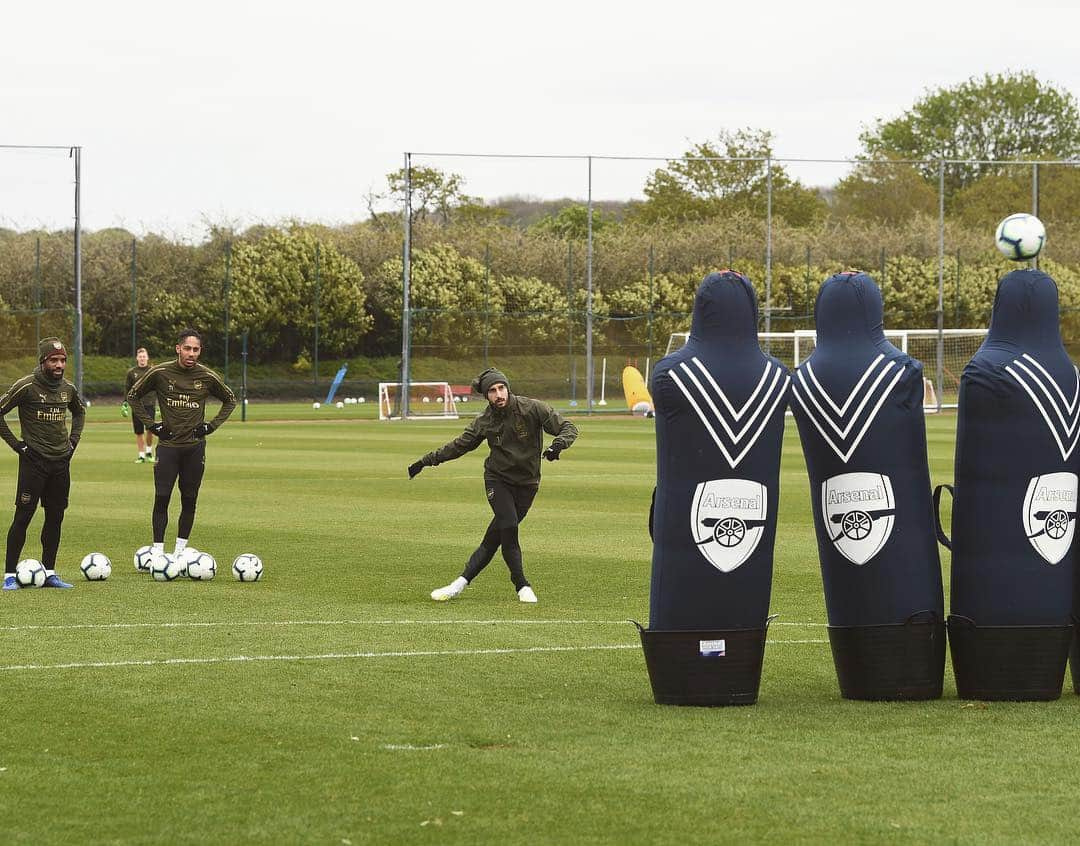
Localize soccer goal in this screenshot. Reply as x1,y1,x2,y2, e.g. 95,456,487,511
378,382,459,420
665,329,988,409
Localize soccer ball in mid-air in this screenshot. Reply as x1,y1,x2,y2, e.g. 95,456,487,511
232,553,263,582
186,552,217,581
80,552,112,581
995,213,1045,261
134,545,155,572
15,558,46,587
149,553,184,582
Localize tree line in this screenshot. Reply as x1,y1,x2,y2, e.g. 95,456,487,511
2,70,1080,365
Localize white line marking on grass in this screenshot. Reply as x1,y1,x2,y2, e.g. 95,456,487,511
0,643,640,672
0,618,829,633
0,639,829,673
381,744,449,751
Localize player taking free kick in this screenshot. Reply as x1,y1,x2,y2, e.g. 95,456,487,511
408,367,578,603
0,338,86,590
127,329,236,559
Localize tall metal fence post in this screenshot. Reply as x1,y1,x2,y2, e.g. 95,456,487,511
1032,162,1040,270
313,242,321,396
936,159,945,413
567,242,574,404
72,146,83,396
130,237,137,358
764,156,773,335
34,236,42,347
241,329,249,422
585,156,594,413
400,152,413,420
647,245,655,366
483,244,491,367
223,240,231,383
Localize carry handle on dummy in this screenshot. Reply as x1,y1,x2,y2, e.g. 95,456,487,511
941,269,1077,701
790,272,945,701
642,271,790,706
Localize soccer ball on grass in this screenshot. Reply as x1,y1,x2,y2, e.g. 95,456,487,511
134,545,155,572
186,551,218,581
232,553,263,582
15,558,46,588
995,213,1045,261
149,553,185,582
80,552,112,581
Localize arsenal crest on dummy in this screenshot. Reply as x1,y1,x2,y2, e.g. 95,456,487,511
690,479,767,573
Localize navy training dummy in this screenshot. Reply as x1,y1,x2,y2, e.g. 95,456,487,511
641,271,790,706
940,268,1078,700
791,272,944,700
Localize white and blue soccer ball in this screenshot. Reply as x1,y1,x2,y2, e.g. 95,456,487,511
995,213,1045,261
174,548,202,577
80,552,112,581
134,545,155,572
232,553,263,582
186,552,217,581
149,552,184,582
15,558,46,588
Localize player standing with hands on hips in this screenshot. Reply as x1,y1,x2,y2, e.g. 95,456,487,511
127,329,236,560
409,367,578,603
0,338,85,590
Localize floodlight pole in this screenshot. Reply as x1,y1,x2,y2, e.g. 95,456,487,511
130,237,137,359
400,153,412,420
72,146,83,396
585,156,594,414
936,158,945,414
1032,163,1040,270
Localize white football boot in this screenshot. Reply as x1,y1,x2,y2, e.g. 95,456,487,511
431,576,467,601
517,586,538,603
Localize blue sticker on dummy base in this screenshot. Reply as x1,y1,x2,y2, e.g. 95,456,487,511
699,639,726,657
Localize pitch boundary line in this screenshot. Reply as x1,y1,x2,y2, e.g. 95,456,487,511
0,639,829,672
0,618,828,633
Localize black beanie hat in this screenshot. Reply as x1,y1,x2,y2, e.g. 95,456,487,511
472,367,509,396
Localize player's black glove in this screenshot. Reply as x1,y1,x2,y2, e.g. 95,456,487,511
194,422,214,439
408,461,424,479
542,444,563,462
13,441,32,458
68,437,79,458
148,422,173,440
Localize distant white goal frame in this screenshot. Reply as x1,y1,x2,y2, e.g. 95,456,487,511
378,382,459,420
664,328,988,410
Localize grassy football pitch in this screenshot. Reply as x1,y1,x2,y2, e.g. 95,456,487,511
1,406,1078,844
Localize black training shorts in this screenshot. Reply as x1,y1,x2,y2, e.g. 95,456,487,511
154,441,206,498
15,451,71,511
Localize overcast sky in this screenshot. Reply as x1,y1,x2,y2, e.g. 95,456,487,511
3,0,1080,237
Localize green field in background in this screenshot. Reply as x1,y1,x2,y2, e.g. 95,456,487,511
0,412,1077,844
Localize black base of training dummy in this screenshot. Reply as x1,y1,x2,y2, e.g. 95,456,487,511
827,611,945,701
637,619,773,706
947,615,1073,701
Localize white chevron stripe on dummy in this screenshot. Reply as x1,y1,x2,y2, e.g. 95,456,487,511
1006,354,1080,461
792,357,907,464
667,360,790,469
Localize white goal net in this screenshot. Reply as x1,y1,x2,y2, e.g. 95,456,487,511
378,382,459,420
665,329,988,409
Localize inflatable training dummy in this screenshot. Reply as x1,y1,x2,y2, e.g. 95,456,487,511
791,272,944,700
939,268,1077,700
642,271,790,705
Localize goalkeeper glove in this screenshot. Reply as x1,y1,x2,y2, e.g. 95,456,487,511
121,401,130,418
194,422,214,439
542,444,563,462
408,461,424,479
